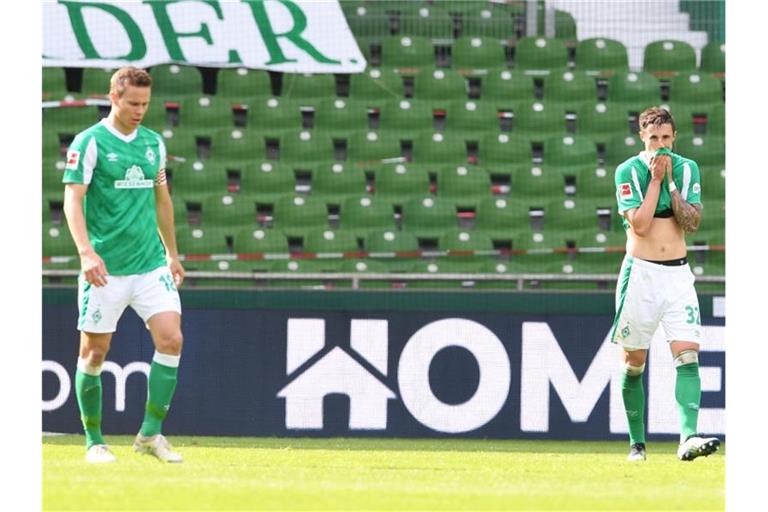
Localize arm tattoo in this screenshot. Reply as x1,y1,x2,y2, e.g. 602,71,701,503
669,189,702,233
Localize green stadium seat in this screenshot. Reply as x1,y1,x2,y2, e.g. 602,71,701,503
575,165,615,200
455,3,519,40
410,132,469,167
202,193,259,234
80,67,114,98
178,96,234,135
474,258,529,290
673,134,725,169
643,40,697,77
238,161,296,205
438,228,494,255
311,163,368,206
246,96,302,133
661,103,695,136
42,67,70,101
43,105,102,131
380,35,435,70
282,73,337,101
142,99,171,131
476,133,532,176
377,98,435,140
699,41,725,76
266,259,329,289
42,221,77,257
577,102,630,147
692,199,725,246
551,9,577,42
412,68,468,108
401,196,458,240
542,70,598,112
232,227,289,255
347,131,404,169
162,126,202,163
541,135,599,174
706,102,725,136
513,101,567,143
42,157,67,192
404,258,486,289
451,37,507,76
394,3,454,39
335,258,393,289
437,165,492,208
279,130,336,170
216,67,273,100
343,1,389,38
302,229,360,254
545,198,608,238
312,97,369,139
364,229,420,271
574,38,629,77
209,128,267,165
347,67,404,100
43,125,63,159
171,161,229,203
149,64,204,100
480,69,536,110
338,195,396,239
701,167,725,202
668,72,723,107
603,134,643,168
512,165,565,200
175,225,228,256
606,71,662,115
511,229,567,274
473,196,530,243
445,100,500,140
271,195,329,238
372,163,431,207
513,37,568,76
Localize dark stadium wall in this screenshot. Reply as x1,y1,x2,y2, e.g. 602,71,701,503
43,289,725,440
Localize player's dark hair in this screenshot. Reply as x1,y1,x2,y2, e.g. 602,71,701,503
638,106,676,133
110,66,152,97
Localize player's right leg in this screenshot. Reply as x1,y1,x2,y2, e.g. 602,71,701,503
77,331,115,463
75,273,128,463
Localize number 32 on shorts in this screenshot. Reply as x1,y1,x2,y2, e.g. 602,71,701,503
685,305,701,325
159,272,177,292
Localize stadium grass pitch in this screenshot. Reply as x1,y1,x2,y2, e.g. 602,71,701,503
43,436,723,510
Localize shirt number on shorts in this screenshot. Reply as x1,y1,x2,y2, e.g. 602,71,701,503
685,305,701,325
159,273,177,292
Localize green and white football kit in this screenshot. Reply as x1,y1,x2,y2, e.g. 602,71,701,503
610,150,703,350
63,119,181,333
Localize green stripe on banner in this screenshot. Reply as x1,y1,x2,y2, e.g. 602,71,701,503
77,277,92,330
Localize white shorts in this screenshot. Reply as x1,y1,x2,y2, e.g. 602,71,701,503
77,266,182,333
610,255,703,350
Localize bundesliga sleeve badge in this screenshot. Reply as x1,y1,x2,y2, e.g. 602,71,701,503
619,183,633,199
65,150,80,170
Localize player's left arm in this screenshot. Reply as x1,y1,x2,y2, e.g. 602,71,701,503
154,168,185,287
666,161,702,233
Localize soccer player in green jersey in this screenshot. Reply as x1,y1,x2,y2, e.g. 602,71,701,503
62,67,185,463
610,106,720,462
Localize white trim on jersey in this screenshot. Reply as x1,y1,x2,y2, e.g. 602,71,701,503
157,135,167,170
682,162,691,201
630,166,644,201
99,118,138,143
82,137,98,185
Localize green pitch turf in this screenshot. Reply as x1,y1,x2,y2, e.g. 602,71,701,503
43,436,724,510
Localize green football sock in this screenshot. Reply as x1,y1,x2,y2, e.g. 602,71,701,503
140,353,180,437
675,362,701,441
75,368,105,448
621,371,646,445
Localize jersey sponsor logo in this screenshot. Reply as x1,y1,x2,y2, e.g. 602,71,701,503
114,165,154,189
145,146,156,165
692,183,701,194
106,152,119,162
65,150,80,170
619,183,633,199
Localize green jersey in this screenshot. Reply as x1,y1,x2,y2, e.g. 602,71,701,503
63,119,168,275
614,151,702,230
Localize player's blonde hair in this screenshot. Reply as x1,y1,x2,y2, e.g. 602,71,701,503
638,106,676,133
109,66,152,97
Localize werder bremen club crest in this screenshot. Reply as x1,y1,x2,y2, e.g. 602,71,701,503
115,165,154,189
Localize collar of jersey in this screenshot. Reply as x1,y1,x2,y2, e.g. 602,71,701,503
100,118,138,143
637,151,653,170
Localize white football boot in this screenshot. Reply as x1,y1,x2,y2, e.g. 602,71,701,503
133,433,183,463
85,444,117,464
677,435,721,461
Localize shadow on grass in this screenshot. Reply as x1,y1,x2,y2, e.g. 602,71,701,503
43,434,690,455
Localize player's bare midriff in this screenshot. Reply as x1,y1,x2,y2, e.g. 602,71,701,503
625,217,687,261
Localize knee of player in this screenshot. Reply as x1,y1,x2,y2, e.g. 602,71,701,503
673,349,698,367
623,362,646,377
156,330,183,354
